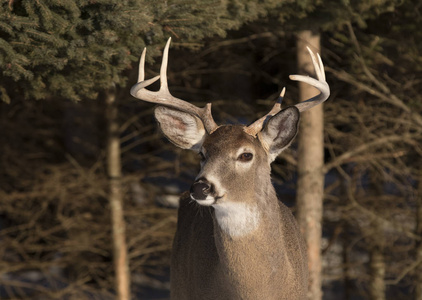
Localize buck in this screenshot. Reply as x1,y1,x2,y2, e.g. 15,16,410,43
131,38,329,300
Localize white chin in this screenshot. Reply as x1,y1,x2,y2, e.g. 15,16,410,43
192,196,215,206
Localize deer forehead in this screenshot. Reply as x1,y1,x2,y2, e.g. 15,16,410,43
202,125,264,156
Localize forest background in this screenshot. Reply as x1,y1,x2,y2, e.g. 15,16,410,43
1,0,422,299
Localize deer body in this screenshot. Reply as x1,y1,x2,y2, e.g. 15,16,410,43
130,38,330,300
172,188,307,300
169,125,307,299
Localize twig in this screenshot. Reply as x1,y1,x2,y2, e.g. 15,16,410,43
323,134,418,173
385,257,422,285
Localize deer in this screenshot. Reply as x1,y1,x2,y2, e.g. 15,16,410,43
130,38,330,300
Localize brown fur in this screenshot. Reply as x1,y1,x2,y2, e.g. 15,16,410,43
170,126,307,300
132,40,329,300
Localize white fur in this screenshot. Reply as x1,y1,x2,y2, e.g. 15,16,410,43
155,107,206,151
181,117,205,148
193,195,215,206
213,202,260,238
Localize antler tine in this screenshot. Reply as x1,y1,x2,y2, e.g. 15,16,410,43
244,88,285,136
134,47,160,90
159,37,171,93
130,38,218,133
138,47,146,82
289,47,330,112
244,48,329,137
317,52,326,81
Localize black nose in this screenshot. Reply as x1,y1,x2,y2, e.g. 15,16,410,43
190,178,214,200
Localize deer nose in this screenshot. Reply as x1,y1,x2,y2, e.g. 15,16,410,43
190,178,214,201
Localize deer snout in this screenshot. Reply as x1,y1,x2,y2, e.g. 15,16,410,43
190,178,215,202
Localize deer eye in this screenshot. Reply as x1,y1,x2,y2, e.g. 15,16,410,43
237,152,253,162
199,152,206,161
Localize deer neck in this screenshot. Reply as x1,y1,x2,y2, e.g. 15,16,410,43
211,180,289,297
212,170,283,249
212,170,278,239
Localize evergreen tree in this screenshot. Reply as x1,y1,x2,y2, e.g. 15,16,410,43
0,0,287,103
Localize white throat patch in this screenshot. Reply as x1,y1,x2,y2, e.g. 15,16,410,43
213,202,260,238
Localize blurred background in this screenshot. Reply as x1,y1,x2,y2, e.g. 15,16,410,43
1,1,421,299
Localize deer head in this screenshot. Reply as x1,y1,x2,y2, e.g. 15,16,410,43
130,38,329,217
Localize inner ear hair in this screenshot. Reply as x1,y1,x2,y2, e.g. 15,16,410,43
258,106,300,160
154,106,206,151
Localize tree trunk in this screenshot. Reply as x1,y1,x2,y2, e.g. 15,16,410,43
295,30,324,300
368,219,386,300
415,175,422,300
105,87,131,300
342,224,352,300
369,243,386,300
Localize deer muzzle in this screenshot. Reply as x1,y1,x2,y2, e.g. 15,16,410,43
190,178,215,202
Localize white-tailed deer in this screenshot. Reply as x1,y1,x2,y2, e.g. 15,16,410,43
131,38,330,300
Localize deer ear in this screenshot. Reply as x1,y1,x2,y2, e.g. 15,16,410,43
258,106,300,162
154,106,206,152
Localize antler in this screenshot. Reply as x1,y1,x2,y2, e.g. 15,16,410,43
243,88,285,136
130,38,218,133
244,47,330,136
289,47,330,112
